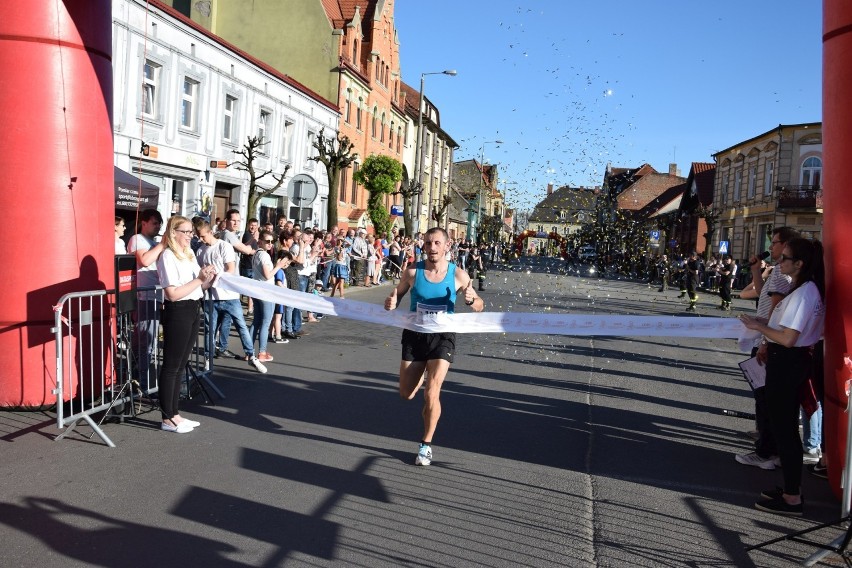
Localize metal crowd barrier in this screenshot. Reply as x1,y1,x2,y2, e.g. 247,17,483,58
52,286,214,447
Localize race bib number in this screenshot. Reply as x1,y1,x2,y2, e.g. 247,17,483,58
416,302,447,326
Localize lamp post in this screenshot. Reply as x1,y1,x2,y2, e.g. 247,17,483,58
473,139,502,243
413,69,456,234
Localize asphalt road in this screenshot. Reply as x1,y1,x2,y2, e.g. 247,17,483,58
0,257,844,567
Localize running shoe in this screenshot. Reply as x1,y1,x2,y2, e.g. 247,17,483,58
415,443,432,466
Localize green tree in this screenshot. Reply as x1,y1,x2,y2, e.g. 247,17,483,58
353,154,402,236
231,136,290,218
309,128,357,231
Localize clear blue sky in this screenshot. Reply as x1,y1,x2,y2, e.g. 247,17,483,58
394,1,822,211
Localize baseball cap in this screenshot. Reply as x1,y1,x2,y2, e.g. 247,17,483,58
315,279,323,286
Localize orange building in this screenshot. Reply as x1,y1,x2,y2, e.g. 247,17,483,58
324,0,407,232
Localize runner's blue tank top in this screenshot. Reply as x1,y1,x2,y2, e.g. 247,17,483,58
409,261,456,314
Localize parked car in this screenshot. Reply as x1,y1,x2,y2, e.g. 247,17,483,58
578,245,597,262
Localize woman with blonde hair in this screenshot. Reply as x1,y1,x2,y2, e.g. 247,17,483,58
156,215,216,433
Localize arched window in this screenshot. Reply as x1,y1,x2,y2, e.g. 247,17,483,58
352,39,358,62
380,112,386,142
344,94,351,123
356,98,362,130
801,156,822,187
372,107,378,137
396,127,402,152
389,120,394,148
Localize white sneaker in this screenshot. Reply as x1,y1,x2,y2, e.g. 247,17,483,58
735,451,777,470
162,421,194,434
803,448,822,464
249,356,268,374
415,443,432,466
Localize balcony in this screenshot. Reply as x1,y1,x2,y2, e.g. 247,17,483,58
776,185,823,211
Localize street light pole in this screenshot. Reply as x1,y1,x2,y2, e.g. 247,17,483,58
413,69,456,235
475,139,502,243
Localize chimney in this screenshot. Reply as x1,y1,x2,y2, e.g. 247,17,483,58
547,183,553,195
669,163,678,176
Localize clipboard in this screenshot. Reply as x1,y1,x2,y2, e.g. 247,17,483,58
738,356,766,390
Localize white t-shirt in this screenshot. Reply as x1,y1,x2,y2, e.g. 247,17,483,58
767,281,825,347
157,248,202,301
127,233,161,299
197,239,238,301
252,249,274,283
115,237,126,255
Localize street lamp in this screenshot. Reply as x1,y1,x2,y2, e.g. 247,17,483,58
473,139,502,242
413,69,457,234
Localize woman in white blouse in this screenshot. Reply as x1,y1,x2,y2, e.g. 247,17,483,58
740,238,825,516
156,215,216,434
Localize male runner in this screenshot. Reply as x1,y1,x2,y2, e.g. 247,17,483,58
384,227,484,465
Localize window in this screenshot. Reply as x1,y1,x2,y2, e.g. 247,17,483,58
801,156,822,187
372,107,378,138
747,165,756,198
356,99,362,130
764,160,774,195
180,77,199,130
720,178,729,208
389,121,394,148
380,112,385,142
352,39,358,63
340,167,348,199
223,95,237,142
142,60,161,119
344,96,351,123
306,131,317,160
258,109,271,144
281,120,294,162
396,127,402,152
733,169,742,202
350,163,359,203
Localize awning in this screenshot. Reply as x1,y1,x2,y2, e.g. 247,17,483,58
115,166,159,211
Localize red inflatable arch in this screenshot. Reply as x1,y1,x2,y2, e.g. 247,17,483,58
0,2,114,407
822,1,852,499
514,230,569,259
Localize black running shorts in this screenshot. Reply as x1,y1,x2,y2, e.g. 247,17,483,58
401,329,456,363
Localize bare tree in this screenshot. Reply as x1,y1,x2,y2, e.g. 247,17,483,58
230,136,289,218
394,179,424,236
695,204,721,260
309,128,357,231
430,194,452,226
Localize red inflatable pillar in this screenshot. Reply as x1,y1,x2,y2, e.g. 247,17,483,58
822,0,852,498
0,2,113,407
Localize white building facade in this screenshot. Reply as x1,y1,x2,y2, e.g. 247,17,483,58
112,0,339,227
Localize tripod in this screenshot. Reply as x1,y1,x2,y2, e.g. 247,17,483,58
97,310,143,428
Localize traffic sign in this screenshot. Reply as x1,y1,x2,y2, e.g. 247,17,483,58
719,240,729,254
650,230,660,240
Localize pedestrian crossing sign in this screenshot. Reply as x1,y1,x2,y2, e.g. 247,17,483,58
719,240,729,254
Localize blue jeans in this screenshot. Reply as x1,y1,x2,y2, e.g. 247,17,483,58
249,299,274,353
321,260,333,290
293,275,310,333
283,306,294,333
208,299,254,356
802,402,822,452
